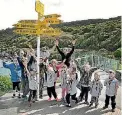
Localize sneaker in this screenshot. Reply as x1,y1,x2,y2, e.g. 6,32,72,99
95,104,98,108
84,101,89,105
39,95,43,99
48,98,51,101
66,104,71,107
12,94,15,98
103,106,108,109
75,99,78,104
32,100,35,103
18,94,21,98
89,103,93,107
112,109,115,112
56,98,61,102
32,98,35,103
22,95,25,98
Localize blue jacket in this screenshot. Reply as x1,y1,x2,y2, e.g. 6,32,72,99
3,62,21,82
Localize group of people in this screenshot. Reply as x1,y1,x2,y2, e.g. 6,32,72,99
2,39,119,112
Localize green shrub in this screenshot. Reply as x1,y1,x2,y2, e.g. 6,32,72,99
0,76,12,91
114,48,121,58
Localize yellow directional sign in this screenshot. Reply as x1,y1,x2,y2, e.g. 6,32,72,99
13,23,50,29
18,20,48,25
13,23,39,29
44,14,61,19
35,0,44,15
18,19,62,25
42,19,62,24
42,28,62,35
13,29,41,35
19,20,37,24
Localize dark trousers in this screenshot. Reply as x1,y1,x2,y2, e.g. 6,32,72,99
39,77,44,98
80,86,89,102
47,86,57,99
66,93,78,104
22,77,29,97
13,82,20,91
28,89,37,102
105,95,116,109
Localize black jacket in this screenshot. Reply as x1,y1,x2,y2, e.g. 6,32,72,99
56,46,74,67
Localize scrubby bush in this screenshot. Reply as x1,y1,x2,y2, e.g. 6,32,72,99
0,76,12,91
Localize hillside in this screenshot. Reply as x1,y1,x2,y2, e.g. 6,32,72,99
0,16,121,58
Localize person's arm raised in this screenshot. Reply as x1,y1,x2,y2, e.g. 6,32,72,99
3,61,11,68
56,40,64,56
67,39,76,57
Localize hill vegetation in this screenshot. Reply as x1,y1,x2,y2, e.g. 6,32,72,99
0,16,121,59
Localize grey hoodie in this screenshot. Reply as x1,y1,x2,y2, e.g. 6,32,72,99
90,80,103,97
46,69,56,87
66,73,78,95
60,69,69,88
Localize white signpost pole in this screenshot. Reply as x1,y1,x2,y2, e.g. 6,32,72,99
36,0,45,100
36,0,41,101
36,33,40,100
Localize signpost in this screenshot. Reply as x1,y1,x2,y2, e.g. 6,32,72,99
13,0,63,100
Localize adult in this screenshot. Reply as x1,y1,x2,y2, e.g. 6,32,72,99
39,57,47,98
16,50,29,99
56,39,76,67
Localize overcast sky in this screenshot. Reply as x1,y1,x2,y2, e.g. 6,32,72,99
0,0,121,30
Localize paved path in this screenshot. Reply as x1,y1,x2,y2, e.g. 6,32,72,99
0,87,121,115
0,70,121,115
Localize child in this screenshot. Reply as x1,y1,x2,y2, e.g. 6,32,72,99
27,69,38,107
89,72,103,108
50,59,65,87
103,70,119,112
60,64,69,102
80,64,91,105
66,67,78,107
46,66,60,101
3,58,21,98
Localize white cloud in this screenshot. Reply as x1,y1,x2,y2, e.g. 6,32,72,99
0,0,121,30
